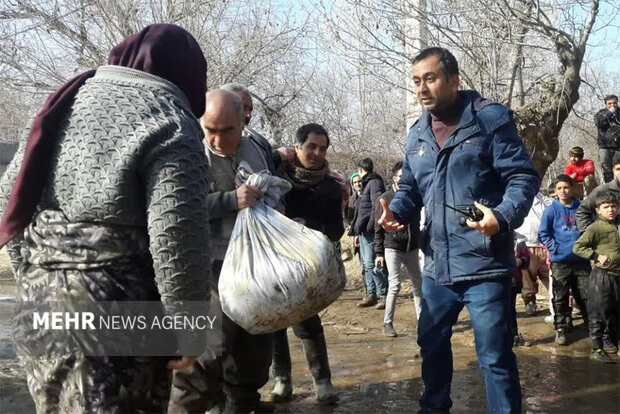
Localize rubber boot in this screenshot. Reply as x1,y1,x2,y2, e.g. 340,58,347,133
301,333,339,405
269,329,293,403
270,377,293,403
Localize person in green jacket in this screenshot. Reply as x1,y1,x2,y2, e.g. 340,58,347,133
573,189,620,363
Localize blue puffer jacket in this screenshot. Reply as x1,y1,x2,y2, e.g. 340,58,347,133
389,90,539,285
538,198,587,264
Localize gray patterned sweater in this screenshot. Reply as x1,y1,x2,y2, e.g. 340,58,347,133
0,66,212,352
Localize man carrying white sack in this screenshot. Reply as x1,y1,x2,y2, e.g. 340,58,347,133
269,123,343,405
169,89,277,414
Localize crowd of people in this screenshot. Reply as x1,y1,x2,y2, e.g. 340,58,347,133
0,23,617,414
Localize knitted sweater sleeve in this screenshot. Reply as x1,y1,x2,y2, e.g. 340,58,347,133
140,126,212,354
0,127,30,275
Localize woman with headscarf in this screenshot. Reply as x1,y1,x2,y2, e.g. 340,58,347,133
345,172,363,226
0,24,211,413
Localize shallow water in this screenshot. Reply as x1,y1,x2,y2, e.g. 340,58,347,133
268,331,620,414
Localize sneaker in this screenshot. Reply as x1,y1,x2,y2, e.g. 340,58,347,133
555,329,567,346
270,377,293,403
375,297,386,310
383,323,397,337
513,333,531,347
525,302,537,316
603,338,619,354
590,348,615,363
357,296,377,307
544,315,554,324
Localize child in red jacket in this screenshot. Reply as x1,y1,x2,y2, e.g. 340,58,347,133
564,146,597,199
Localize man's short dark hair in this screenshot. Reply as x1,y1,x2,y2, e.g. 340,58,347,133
295,123,330,147
604,94,618,102
613,152,620,167
358,158,374,173
594,189,618,208
392,161,403,176
554,174,574,187
412,47,459,78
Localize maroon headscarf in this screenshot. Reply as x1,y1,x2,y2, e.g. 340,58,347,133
0,24,207,248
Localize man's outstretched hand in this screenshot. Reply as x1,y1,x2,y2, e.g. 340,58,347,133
378,198,405,232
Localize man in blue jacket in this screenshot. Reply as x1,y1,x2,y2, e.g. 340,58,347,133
379,47,539,413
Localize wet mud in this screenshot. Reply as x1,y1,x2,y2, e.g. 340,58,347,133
262,290,620,414
1,249,620,413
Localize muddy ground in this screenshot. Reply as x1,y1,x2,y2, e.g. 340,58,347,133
1,244,619,414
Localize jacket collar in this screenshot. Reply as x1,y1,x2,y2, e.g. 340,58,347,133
599,215,620,224
415,90,482,150
362,171,381,184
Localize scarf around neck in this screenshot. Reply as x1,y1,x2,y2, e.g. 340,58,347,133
286,160,329,189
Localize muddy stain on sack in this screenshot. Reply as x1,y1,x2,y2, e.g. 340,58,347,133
218,206,345,334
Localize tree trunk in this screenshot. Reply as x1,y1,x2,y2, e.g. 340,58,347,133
514,55,582,177
513,0,598,177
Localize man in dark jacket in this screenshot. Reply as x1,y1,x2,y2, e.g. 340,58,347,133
350,158,388,308
374,161,422,337
345,172,362,226
379,47,539,413
594,94,620,183
269,123,342,405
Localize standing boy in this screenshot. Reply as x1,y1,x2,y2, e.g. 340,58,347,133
350,158,387,308
374,161,423,337
573,190,620,362
538,175,590,345
514,192,552,316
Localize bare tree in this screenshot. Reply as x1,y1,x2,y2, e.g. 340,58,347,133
318,0,619,176
506,0,602,175
0,0,319,142
1,0,617,182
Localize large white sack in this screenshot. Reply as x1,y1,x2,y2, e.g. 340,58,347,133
218,171,346,335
